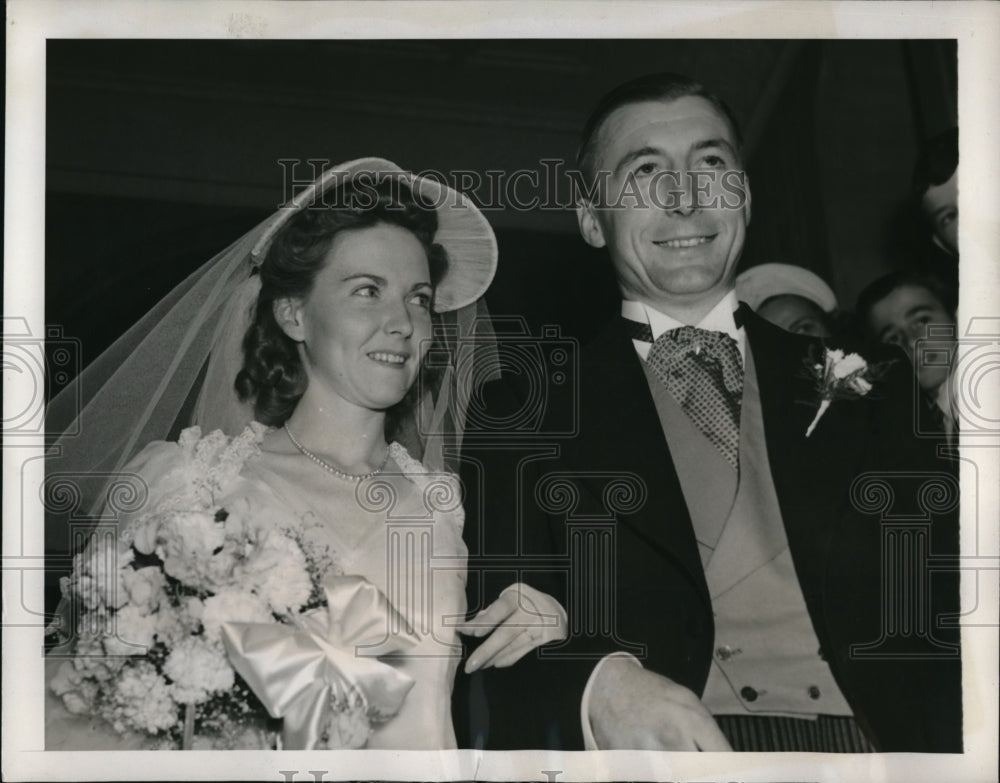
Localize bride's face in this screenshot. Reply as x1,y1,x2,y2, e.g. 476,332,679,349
284,222,434,412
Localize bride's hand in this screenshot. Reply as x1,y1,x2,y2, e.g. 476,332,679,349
458,583,567,672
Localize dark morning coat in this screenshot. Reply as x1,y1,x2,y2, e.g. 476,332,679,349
453,304,961,753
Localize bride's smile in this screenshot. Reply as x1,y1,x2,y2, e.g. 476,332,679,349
279,222,434,413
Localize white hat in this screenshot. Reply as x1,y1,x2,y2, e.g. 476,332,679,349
735,262,838,313
250,157,497,313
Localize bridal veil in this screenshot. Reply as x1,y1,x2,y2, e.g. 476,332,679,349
45,158,500,522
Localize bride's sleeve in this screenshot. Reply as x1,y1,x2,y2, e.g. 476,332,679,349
47,434,194,644
111,430,202,530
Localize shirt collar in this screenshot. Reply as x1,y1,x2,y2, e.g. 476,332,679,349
934,371,957,436
621,290,746,362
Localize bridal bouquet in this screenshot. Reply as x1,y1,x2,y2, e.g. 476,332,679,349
50,433,416,750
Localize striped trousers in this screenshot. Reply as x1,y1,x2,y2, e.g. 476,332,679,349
715,714,875,753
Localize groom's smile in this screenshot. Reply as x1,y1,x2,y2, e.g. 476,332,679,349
577,95,751,316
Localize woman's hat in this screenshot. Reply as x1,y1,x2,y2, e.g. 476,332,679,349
735,262,838,313
250,157,497,313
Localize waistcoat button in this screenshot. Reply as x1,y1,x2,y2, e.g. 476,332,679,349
740,686,758,702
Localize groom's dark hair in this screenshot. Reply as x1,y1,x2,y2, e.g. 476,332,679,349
576,71,744,189
236,174,448,436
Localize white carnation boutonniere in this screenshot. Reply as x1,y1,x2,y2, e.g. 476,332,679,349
804,348,884,437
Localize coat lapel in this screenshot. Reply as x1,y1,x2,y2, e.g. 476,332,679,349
701,343,789,596
563,319,710,607
739,303,819,473
739,304,867,609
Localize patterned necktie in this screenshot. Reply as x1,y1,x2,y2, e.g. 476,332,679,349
646,326,744,471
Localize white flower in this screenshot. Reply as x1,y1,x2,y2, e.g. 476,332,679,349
156,511,227,584
51,661,94,715
189,721,275,750
163,637,234,704
182,596,205,623
50,660,81,696
806,348,876,436
831,351,867,379
201,588,272,644
130,515,160,556
152,603,190,646
72,575,100,611
61,690,93,716
68,542,133,610
849,376,873,394
71,626,128,681
322,691,372,749
103,604,159,655
52,659,101,715
100,660,177,734
238,531,312,613
221,497,263,540
142,507,242,590
122,566,167,615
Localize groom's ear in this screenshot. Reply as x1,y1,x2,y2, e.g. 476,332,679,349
576,199,607,249
273,297,306,342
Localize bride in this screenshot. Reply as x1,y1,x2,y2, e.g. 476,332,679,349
45,159,565,750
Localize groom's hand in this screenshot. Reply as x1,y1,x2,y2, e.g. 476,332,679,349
588,657,732,751
458,582,567,672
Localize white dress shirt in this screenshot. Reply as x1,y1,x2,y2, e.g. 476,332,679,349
621,291,746,363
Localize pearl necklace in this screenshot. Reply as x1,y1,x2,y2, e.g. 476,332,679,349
284,424,389,483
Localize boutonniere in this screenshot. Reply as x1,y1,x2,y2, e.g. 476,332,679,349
804,348,883,437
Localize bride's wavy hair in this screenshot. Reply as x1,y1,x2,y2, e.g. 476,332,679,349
235,174,449,437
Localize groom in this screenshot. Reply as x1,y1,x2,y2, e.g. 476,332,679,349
454,72,961,752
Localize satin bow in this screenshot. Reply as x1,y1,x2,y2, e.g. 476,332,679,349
221,575,419,749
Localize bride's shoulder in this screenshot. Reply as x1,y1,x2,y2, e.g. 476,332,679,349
135,422,267,466
179,422,268,466
124,423,270,503
388,442,456,485
388,443,464,526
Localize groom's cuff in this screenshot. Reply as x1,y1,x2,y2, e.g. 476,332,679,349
580,652,642,750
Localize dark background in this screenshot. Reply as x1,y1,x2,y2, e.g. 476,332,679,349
42,36,957,634
47,39,957,370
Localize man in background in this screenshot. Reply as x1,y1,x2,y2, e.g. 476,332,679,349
858,269,958,438
910,127,959,303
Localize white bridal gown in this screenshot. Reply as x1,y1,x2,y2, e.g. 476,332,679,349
46,423,467,750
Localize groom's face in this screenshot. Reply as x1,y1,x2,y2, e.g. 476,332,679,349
577,96,751,311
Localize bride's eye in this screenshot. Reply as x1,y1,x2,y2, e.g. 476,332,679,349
354,284,380,298
410,291,432,310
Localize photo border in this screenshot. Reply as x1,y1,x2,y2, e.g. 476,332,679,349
4,2,998,781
